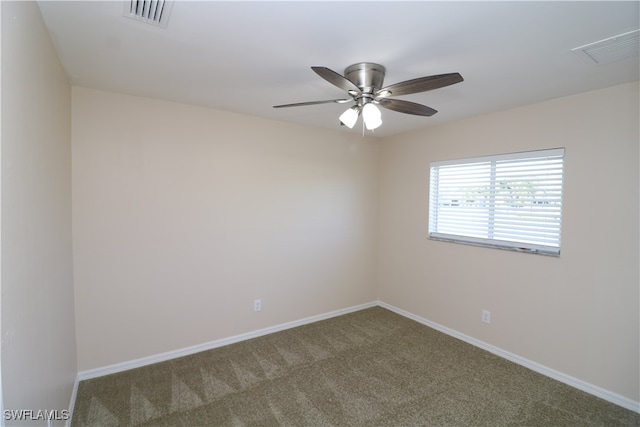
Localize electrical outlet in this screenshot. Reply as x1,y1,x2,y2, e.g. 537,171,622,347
254,299,262,312
482,309,491,324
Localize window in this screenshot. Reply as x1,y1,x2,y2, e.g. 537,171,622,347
429,148,564,256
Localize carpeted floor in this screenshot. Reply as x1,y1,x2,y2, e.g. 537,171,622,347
71,307,640,426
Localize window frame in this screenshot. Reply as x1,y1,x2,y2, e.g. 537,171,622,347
428,148,565,256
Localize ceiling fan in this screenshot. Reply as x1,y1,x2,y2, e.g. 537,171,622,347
274,62,463,131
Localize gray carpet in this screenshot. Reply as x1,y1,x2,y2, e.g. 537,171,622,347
71,307,640,426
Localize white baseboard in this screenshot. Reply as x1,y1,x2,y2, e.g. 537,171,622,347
378,301,640,414
77,301,377,381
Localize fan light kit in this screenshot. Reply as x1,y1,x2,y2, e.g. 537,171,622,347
274,63,463,133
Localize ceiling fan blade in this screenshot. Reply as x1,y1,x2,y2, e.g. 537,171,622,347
311,66,362,94
377,73,463,97
377,99,437,116
273,99,351,108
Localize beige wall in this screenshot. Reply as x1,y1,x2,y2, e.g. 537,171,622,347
72,87,379,371
1,1,77,424
378,82,640,402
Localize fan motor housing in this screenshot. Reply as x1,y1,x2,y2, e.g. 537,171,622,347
345,63,386,94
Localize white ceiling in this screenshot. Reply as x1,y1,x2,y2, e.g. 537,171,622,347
38,1,639,138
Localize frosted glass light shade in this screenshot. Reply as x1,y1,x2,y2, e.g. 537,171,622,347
339,107,359,128
362,103,382,130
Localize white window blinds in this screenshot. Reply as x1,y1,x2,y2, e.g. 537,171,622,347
429,148,564,256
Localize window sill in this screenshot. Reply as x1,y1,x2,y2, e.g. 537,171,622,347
428,234,560,257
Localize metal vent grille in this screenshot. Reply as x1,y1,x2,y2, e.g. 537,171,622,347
123,0,173,28
572,30,640,65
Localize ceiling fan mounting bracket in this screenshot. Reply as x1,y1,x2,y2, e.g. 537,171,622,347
344,63,386,95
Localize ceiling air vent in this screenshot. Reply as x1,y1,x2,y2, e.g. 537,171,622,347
572,29,640,65
123,0,173,28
